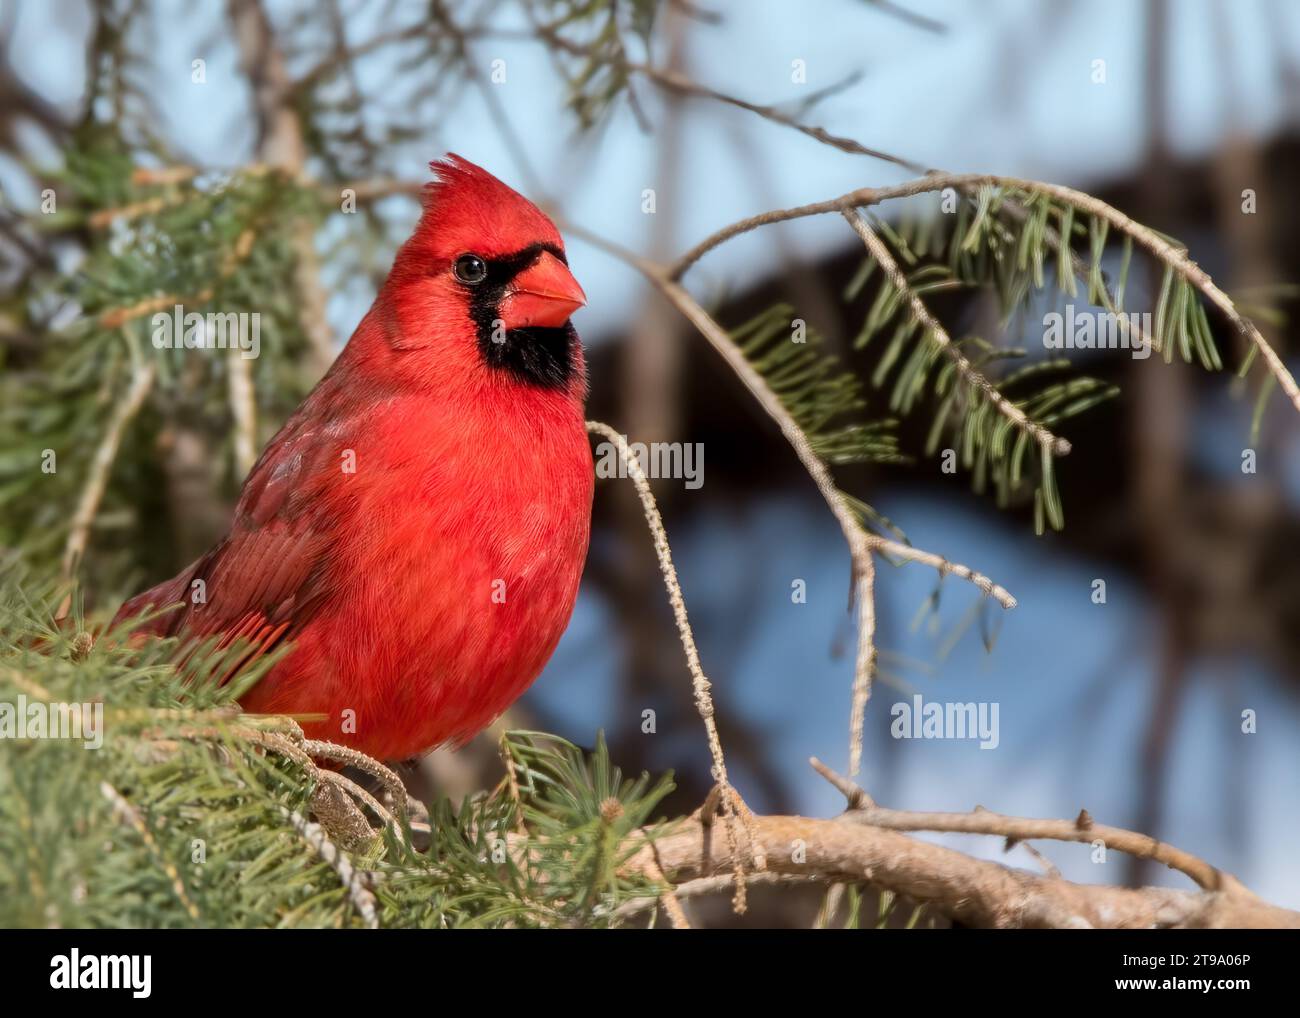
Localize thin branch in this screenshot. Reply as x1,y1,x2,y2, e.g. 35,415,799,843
595,268,880,777
1014,840,1062,879
586,421,729,802
293,24,425,89
62,350,156,578
532,21,927,175
864,0,948,34
670,184,895,280
847,549,876,777
586,419,761,903
636,855,691,929
227,352,257,477
809,757,1227,892
612,870,824,925
868,534,1017,609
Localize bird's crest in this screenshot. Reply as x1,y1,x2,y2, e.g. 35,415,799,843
415,154,562,258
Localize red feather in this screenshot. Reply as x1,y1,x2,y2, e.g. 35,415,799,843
115,156,594,760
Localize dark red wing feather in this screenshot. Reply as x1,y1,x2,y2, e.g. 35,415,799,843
112,390,349,662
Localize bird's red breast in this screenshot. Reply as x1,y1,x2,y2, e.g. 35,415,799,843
114,155,594,760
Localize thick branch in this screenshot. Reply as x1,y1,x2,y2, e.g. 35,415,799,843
635,812,1300,929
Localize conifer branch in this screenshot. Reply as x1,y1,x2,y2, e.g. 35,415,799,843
96,228,257,330
101,780,202,923
842,207,1072,457
671,172,1299,416
280,807,380,929
571,223,1026,775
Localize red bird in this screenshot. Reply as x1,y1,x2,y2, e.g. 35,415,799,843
114,155,593,761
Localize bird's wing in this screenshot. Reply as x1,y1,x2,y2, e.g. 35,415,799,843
113,398,349,670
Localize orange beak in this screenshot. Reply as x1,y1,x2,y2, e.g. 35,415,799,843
499,251,586,330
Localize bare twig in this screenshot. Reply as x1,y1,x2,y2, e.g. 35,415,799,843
846,549,877,777
227,352,257,477
638,855,691,929
62,350,156,578
810,757,1228,891
612,870,824,924
630,273,881,775
587,420,762,905
868,535,1017,609
532,22,927,175
1014,840,1061,879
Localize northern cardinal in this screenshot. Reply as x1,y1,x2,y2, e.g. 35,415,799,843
114,155,593,761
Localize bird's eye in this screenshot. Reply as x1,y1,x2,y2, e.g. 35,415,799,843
453,253,488,285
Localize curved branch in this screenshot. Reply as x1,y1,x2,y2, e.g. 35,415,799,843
568,224,1019,774
809,757,1224,891
670,171,1300,416
595,263,881,777
586,421,735,800
634,811,1300,929
868,535,1017,609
